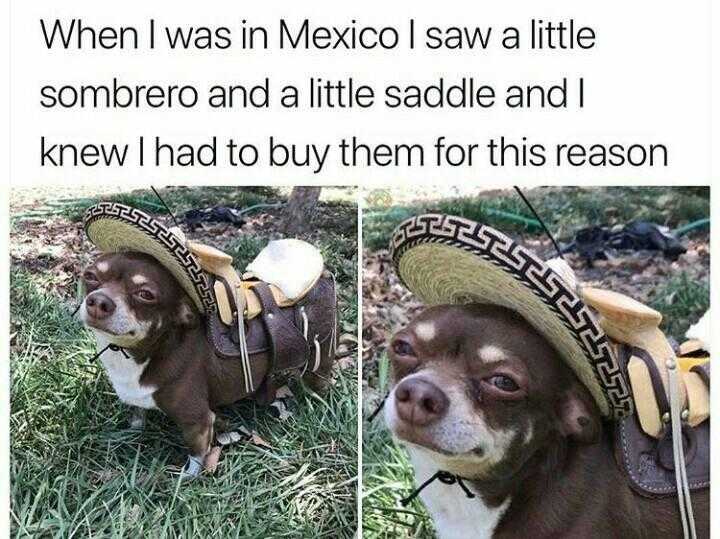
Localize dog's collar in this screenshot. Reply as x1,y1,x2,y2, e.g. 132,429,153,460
401,470,476,506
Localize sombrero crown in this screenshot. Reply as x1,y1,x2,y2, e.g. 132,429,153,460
84,202,216,315
390,213,633,419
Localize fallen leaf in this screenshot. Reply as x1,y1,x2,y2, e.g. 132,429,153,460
251,432,273,449
216,431,247,446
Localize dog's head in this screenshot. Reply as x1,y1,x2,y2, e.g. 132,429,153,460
80,252,199,348
384,304,601,480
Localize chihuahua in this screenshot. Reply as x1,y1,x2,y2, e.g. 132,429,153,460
80,251,333,476
383,304,709,538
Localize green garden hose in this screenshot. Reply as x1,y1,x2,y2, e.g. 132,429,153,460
483,208,542,231
673,218,710,237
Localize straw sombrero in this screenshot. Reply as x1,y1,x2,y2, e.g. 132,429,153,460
390,213,633,419
84,202,216,315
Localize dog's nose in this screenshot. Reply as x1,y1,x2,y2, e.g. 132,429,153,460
395,378,449,426
85,292,116,319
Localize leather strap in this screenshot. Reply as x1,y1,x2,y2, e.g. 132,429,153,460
632,347,670,415
252,282,309,373
215,275,238,313
691,363,710,389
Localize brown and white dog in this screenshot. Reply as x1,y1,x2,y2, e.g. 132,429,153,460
384,304,709,539
79,251,333,475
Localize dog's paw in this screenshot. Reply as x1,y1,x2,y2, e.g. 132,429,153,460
128,408,146,430
269,398,293,421
180,455,204,479
268,387,294,421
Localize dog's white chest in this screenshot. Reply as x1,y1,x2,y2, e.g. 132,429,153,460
95,335,158,409
407,447,510,539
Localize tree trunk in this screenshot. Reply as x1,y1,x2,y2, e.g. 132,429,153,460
282,187,322,235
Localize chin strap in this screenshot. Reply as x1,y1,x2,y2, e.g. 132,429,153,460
73,299,130,363
401,470,476,506
88,343,129,362
364,367,475,508
366,394,387,422
363,399,475,506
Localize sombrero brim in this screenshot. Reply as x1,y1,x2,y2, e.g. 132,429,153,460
84,202,216,315
390,214,633,420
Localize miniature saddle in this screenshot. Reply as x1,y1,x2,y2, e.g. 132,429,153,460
188,239,337,402
583,288,709,498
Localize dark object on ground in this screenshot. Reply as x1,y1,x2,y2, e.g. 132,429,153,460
184,206,247,230
563,221,687,266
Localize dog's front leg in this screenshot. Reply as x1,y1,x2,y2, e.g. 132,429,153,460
176,409,215,478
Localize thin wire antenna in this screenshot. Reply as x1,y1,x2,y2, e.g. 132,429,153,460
151,186,181,229
513,186,564,260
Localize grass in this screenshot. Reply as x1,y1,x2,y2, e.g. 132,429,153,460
362,428,435,538
10,191,359,537
363,186,709,251
650,272,710,339
362,353,435,539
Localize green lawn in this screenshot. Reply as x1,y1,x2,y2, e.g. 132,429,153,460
362,421,436,538
10,189,358,538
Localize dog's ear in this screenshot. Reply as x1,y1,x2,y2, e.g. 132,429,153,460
555,384,601,444
176,299,200,328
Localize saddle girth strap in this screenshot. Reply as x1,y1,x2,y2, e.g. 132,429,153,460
252,282,309,376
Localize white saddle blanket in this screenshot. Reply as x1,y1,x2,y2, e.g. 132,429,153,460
245,239,324,300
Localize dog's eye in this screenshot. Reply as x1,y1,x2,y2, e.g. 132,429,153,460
83,270,99,283
136,289,156,302
392,339,415,357
488,375,519,392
